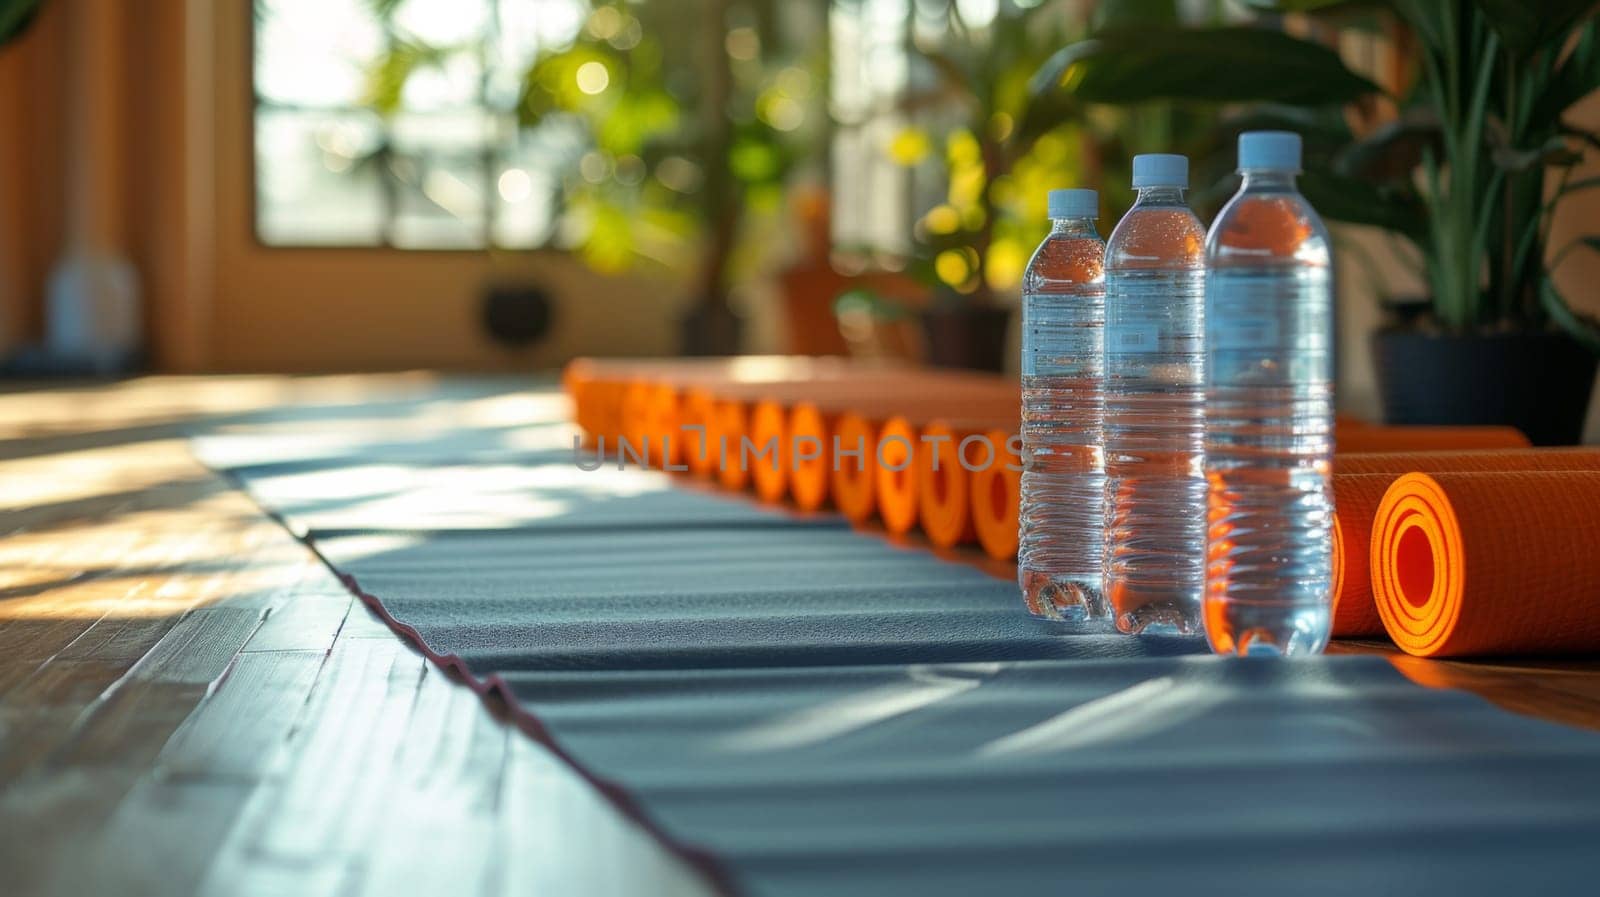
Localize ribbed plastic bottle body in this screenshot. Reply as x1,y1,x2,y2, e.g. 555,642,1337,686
1103,189,1208,635
1019,218,1109,624
1203,171,1335,656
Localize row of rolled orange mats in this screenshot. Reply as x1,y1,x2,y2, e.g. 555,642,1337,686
564,356,1600,658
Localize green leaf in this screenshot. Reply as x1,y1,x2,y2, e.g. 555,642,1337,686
1473,0,1597,58
1091,0,1180,31
1540,276,1600,354
0,0,42,48
1010,87,1081,155
363,40,458,117
1241,0,1370,10
1554,175,1600,201
1491,135,1583,172
1530,21,1600,126
1029,26,1381,107
1335,111,1441,181
1299,169,1428,241
365,0,406,19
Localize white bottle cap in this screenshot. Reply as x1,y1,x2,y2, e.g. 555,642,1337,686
1131,153,1188,188
1238,130,1302,171
1047,188,1098,219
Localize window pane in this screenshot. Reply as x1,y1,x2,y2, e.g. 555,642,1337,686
252,0,582,249
255,108,385,246
254,0,383,108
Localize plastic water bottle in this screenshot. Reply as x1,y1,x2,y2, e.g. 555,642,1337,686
1203,131,1335,656
1019,188,1109,624
1103,154,1207,635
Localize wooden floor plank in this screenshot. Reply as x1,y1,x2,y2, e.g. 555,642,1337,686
351,666,510,897
157,649,327,781
242,592,360,654
37,777,257,897
196,639,427,897
126,607,266,685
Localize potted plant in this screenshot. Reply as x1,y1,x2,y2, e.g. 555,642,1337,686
882,0,1226,371
879,2,1087,370
1029,0,1600,444
361,0,816,356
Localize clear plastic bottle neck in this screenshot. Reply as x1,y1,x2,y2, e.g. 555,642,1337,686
1048,217,1100,238
1132,184,1189,207
1238,169,1299,192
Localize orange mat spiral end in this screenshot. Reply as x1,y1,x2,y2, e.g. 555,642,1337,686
646,383,683,470
619,381,656,466
679,388,718,477
1332,450,1600,639
787,402,833,512
1371,470,1600,657
875,417,919,535
830,413,878,522
714,399,751,491
970,429,1021,560
748,399,790,504
916,423,977,549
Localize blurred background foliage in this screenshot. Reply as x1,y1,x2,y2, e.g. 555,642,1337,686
1031,0,1600,345
349,0,1239,312
355,0,822,311
344,0,1598,345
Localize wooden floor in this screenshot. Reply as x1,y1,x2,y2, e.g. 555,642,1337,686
2,375,1599,897
0,376,707,897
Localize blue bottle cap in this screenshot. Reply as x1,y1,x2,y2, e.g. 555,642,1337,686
1238,131,1302,171
1131,153,1188,188
1047,188,1098,219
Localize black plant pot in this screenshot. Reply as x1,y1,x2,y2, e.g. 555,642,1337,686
480,282,554,350
920,306,1011,372
1372,329,1598,446
680,302,742,357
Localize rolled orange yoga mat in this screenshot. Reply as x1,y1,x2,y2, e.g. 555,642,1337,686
915,423,974,548
619,381,655,461
970,429,1023,560
829,412,881,522
789,389,1018,511
875,417,921,535
879,421,1525,563
1331,449,1600,638
747,399,791,503
787,401,841,513
1371,470,1600,658
645,383,684,469
917,419,1021,550
679,388,720,477
1335,425,1530,453
714,399,752,491
564,355,882,446
641,373,1013,481
1335,448,1600,476
744,381,1017,507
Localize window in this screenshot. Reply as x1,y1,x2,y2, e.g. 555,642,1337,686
253,0,587,248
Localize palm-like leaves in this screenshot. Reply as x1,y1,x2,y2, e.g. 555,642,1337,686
1029,0,1600,349
0,0,42,48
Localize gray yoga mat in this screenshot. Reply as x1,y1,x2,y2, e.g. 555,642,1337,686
203,430,1600,897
